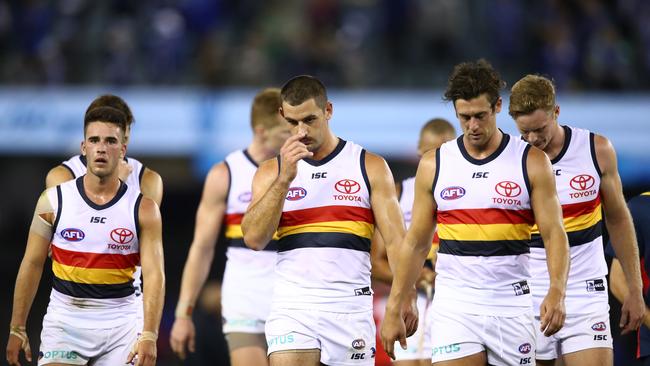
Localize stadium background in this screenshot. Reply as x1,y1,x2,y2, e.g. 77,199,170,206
0,0,649,365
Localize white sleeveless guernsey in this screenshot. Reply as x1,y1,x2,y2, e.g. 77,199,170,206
273,139,374,311
529,126,607,314
46,177,141,328
220,149,276,329
433,133,535,316
61,154,144,294
401,176,440,256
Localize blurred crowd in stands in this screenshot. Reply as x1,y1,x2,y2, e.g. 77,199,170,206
2,0,650,90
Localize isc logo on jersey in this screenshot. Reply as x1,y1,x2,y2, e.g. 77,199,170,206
440,186,466,200
61,228,85,242
286,187,307,201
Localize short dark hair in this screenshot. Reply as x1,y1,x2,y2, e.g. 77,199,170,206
443,59,506,110
280,75,328,109
84,106,128,136
85,94,134,125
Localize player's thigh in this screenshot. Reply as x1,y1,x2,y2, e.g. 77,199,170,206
483,312,535,366
269,349,321,366
265,308,320,356
91,322,138,366
429,308,485,364
227,333,268,366
394,359,433,366
562,347,612,366
432,351,487,366
38,318,91,366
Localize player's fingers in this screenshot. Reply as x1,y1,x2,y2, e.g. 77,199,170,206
619,308,630,330
23,342,31,362
399,334,408,350
383,338,395,360
189,332,196,353
126,351,135,365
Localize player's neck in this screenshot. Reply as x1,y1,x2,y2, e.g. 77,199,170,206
311,132,339,161
463,128,503,159
246,142,275,164
83,173,122,205
543,124,566,161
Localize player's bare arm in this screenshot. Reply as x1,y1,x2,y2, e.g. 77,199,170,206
609,258,650,329
170,163,228,360
127,197,165,366
6,190,55,366
141,168,164,207
381,149,437,359
242,131,312,249
45,165,74,188
595,134,644,334
527,146,569,337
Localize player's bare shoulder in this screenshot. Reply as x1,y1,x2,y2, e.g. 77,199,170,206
45,165,74,188
138,196,162,227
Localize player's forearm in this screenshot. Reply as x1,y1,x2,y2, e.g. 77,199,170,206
142,269,165,334
177,243,215,306
543,228,569,293
386,238,428,311
370,257,393,284
608,219,643,294
242,178,289,250
10,261,44,326
609,259,627,304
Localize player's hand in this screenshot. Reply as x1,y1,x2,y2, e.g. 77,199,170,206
169,318,196,360
278,129,313,183
118,159,133,181
403,287,419,337
127,337,157,366
620,289,645,334
539,285,566,336
380,304,407,360
6,326,31,366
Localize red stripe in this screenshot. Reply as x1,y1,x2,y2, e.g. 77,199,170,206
433,232,439,244
561,195,600,218
224,213,244,225
437,208,534,225
51,245,139,269
280,205,374,227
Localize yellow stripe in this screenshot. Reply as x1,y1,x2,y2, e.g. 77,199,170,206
438,223,531,241
427,244,439,260
225,224,279,240
642,192,650,196
224,224,243,239
532,205,602,234
563,208,602,232
277,221,374,239
52,261,135,285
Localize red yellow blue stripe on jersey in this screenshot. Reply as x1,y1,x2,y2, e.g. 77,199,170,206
51,245,138,299
224,213,279,250
437,207,534,256
277,205,374,252
531,195,602,248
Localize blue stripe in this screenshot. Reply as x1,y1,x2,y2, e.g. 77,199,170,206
530,221,602,248
53,277,135,299
277,232,370,252
439,239,530,256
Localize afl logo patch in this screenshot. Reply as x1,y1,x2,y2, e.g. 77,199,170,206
352,339,366,350
335,179,361,194
518,343,532,354
440,186,466,200
570,174,595,191
592,322,607,331
61,228,85,242
110,228,134,244
286,187,307,201
495,181,522,197
238,191,252,203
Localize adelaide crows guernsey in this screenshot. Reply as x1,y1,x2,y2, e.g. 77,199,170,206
529,126,607,314
433,133,535,315
61,154,144,295
221,150,276,314
273,139,374,311
400,177,438,259
47,177,141,328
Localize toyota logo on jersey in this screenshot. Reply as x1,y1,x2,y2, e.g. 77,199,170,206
335,179,361,194
570,174,595,191
110,228,134,244
495,181,522,197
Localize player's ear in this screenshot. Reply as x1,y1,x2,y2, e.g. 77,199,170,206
80,141,86,156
